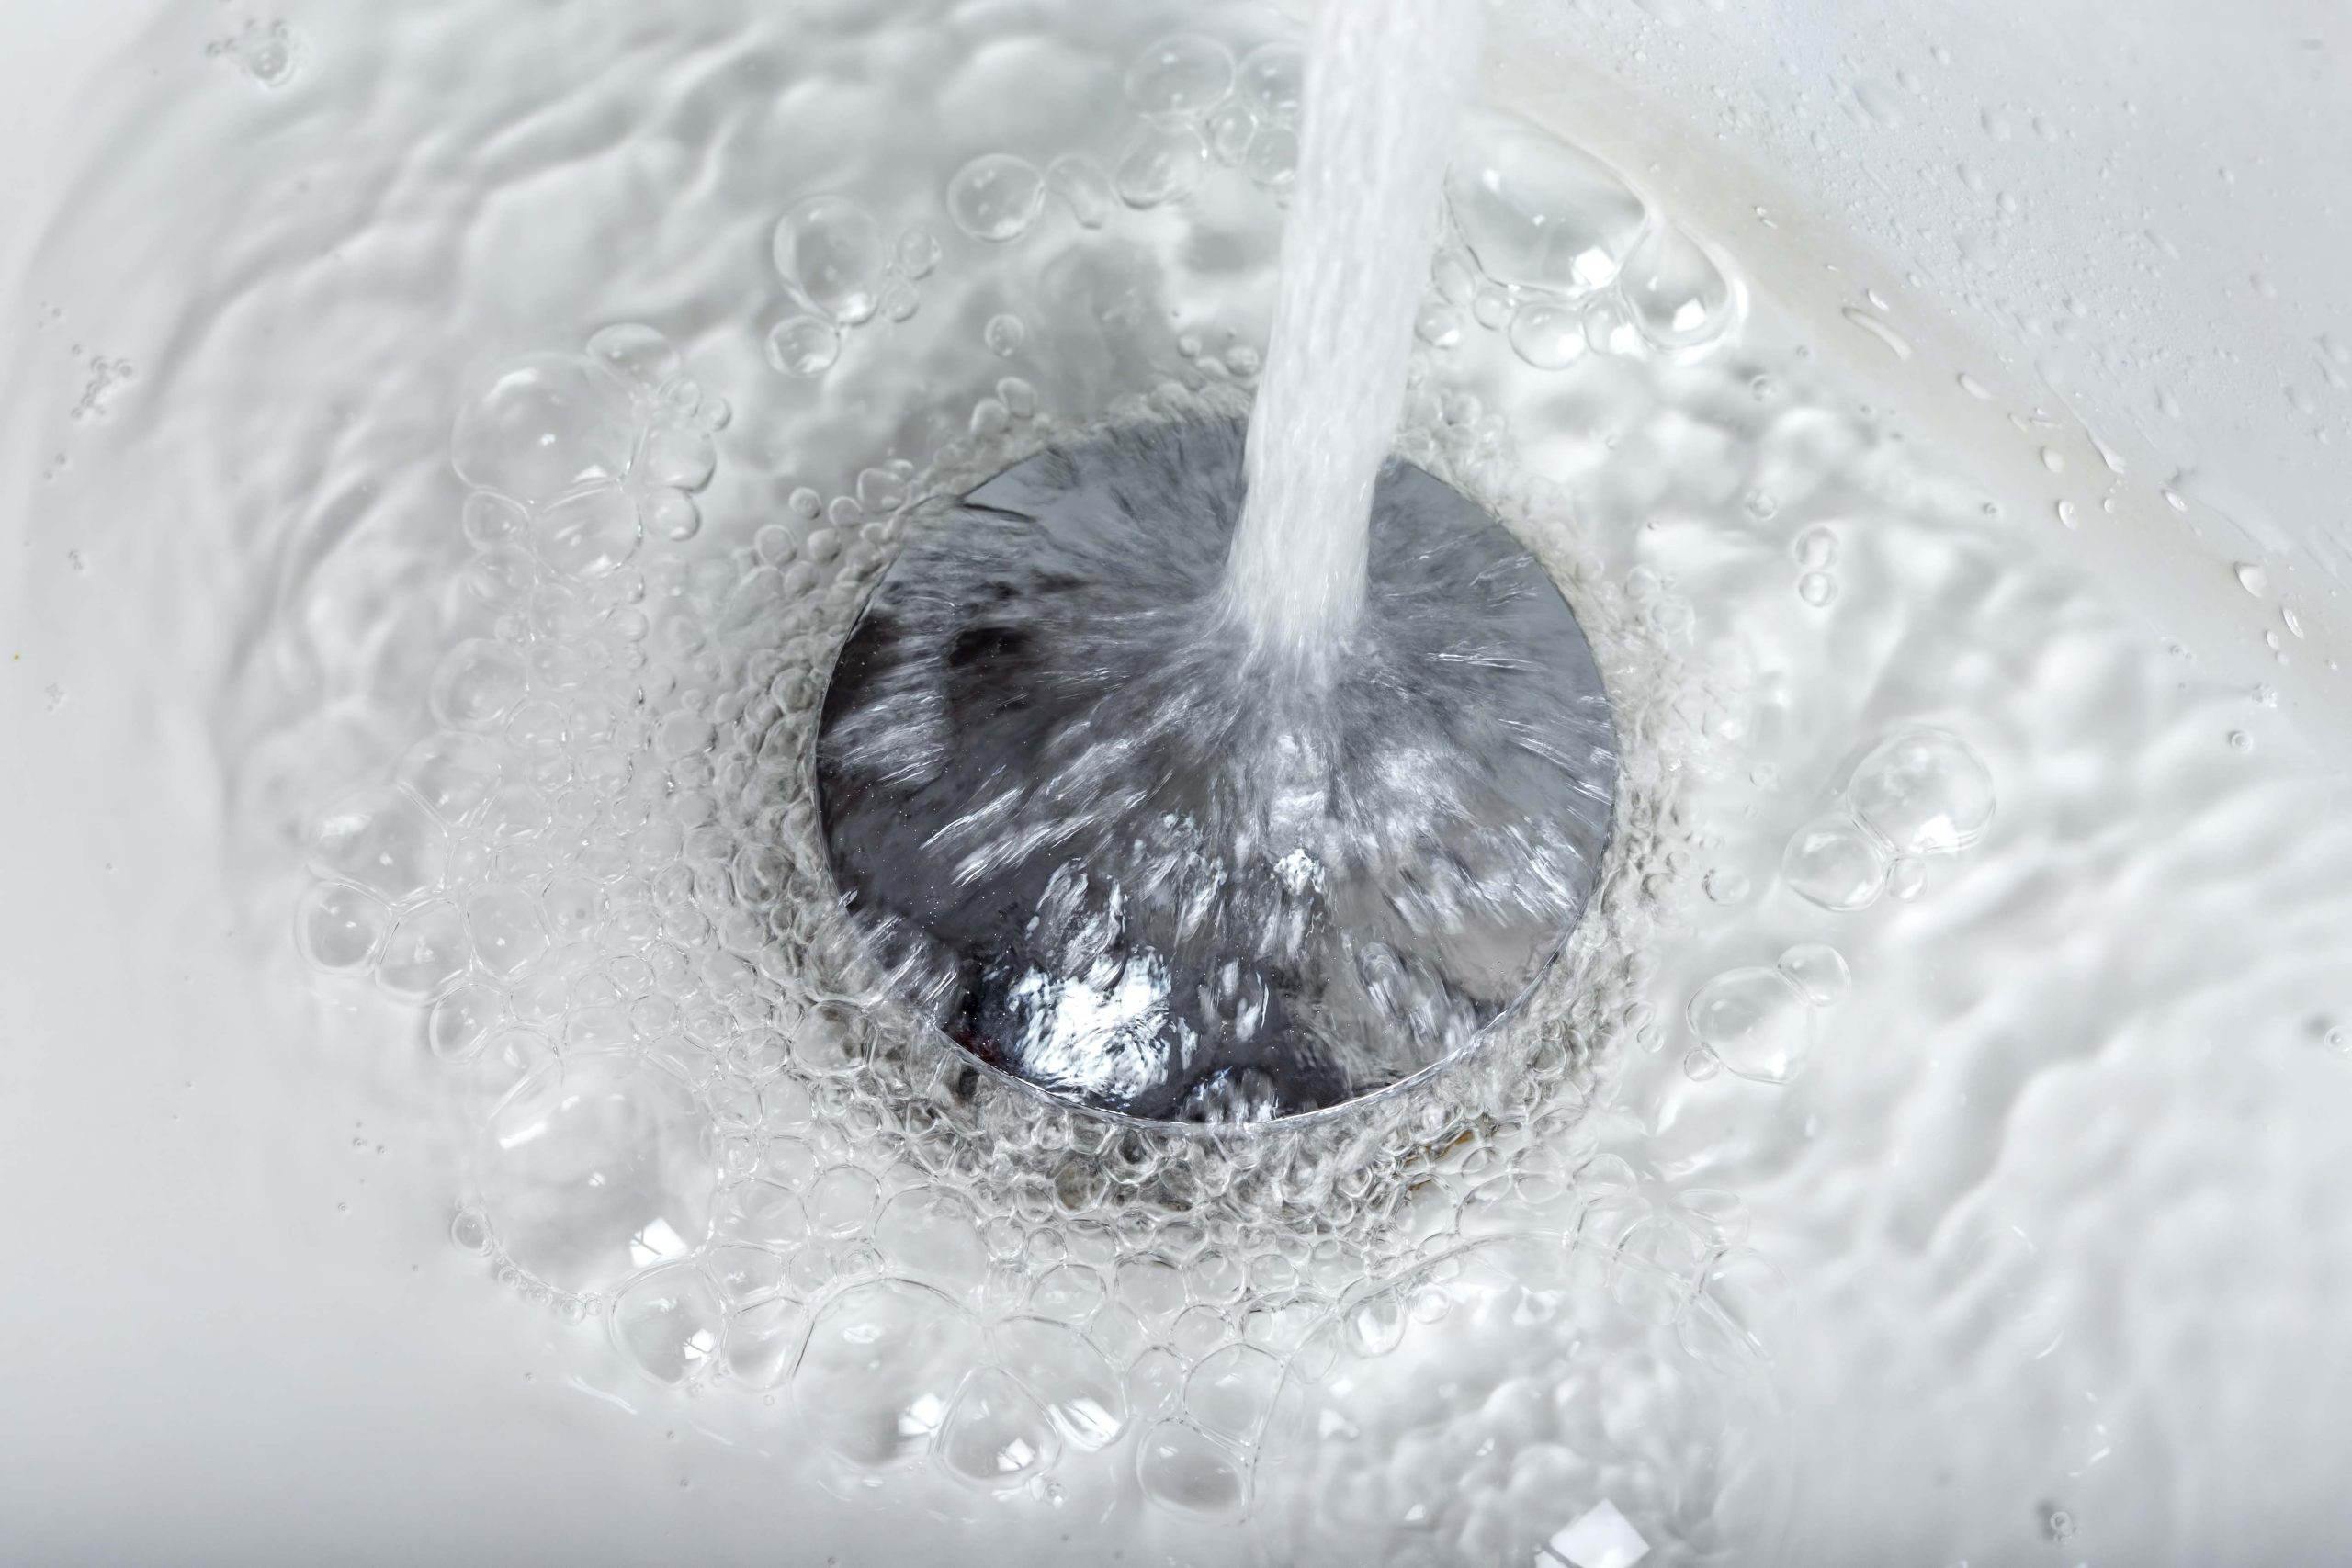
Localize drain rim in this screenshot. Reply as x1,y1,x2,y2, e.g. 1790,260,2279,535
807,413,1622,1131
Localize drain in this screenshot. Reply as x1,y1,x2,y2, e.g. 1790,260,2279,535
815,413,1615,1123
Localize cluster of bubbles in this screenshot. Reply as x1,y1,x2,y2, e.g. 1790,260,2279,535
763,32,1304,389
767,198,943,377
285,303,1785,1550
1781,728,1997,914
1680,730,1996,1089
1428,110,1746,373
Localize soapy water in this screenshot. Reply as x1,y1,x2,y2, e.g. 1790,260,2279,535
9,0,2352,1562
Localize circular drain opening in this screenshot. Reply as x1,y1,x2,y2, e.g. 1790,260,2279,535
816,413,1617,1124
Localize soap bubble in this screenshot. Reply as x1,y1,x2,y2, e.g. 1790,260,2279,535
946,153,1046,243
531,482,639,581
1507,299,1587,370
610,1263,724,1383
1136,1420,1248,1517
427,982,503,1063
984,313,1027,356
450,354,634,503
1125,35,1235,123
1184,1342,1283,1444
1243,124,1300,193
1206,101,1257,164
635,423,717,493
1848,729,1996,855
476,1054,716,1296
1776,942,1851,1007
1236,42,1305,124
796,1279,983,1467
1115,124,1207,209
993,1316,1126,1450
429,638,529,731
874,1189,989,1294
772,196,886,325
1688,967,1814,1083
464,884,549,979
1781,811,1889,911
583,322,683,387
376,899,472,1003
764,315,842,378
939,1368,1060,1490
894,224,941,280
309,787,446,903
293,881,390,971
460,492,526,549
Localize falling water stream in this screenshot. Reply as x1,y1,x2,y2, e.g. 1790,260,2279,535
6,0,2352,1564
1226,0,1479,659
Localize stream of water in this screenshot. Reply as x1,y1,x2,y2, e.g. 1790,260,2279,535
1225,0,1479,660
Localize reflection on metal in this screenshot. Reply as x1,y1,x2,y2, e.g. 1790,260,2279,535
817,416,1615,1123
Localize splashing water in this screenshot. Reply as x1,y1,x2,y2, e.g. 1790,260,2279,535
1226,0,1486,662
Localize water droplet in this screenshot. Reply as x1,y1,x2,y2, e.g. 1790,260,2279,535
1448,112,1647,296
2228,729,2255,753
1623,223,1738,354
1794,525,1838,569
2039,446,2065,474
1798,571,1838,606
449,1209,492,1254
1842,306,1913,360
2234,561,2268,596
946,153,1046,243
